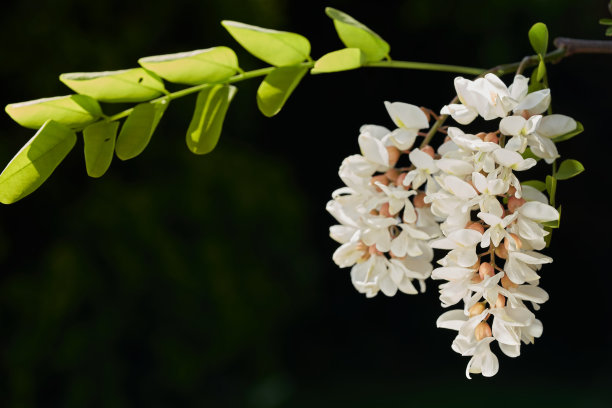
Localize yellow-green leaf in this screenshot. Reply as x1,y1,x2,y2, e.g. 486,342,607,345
536,58,546,82
325,7,390,62
83,121,119,178
186,84,237,155
556,159,584,180
528,22,548,55
5,95,102,129
256,66,308,117
0,120,76,204
115,100,168,160
60,68,166,103
311,48,365,74
139,47,239,85
522,180,546,192
221,20,310,67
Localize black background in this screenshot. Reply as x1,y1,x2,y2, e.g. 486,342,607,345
0,0,610,406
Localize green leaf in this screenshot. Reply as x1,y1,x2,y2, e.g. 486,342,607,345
536,57,546,82
541,205,561,229
5,95,102,129
60,68,166,103
83,121,119,178
522,180,546,192
139,47,239,85
551,120,583,142
115,99,168,160
528,22,548,55
221,20,310,67
556,159,584,180
186,84,237,155
606,27,612,36
256,66,308,117
0,120,76,204
521,147,541,162
325,7,390,62
545,175,557,200
599,18,612,25
311,48,365,74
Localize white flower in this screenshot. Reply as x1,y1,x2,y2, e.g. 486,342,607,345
441,74,514,124
503,249,552,285
384,102,429,150
465,337,499,378
431,229,483,267
477,211,518,248
402,148,439,190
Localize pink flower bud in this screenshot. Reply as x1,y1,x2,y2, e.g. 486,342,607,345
469,302,486,317
421,145,435,158
466,222,485,234
386,146,401,166
495,245,508,259
484,132,499,144
507,196,526,213
371,175,389,191
501,274,518,289
479,262,495,280
413,192,429,208
396,172,410,190
504,233,522,251
385,168,400,183
379,202,393,217
475,321,493,340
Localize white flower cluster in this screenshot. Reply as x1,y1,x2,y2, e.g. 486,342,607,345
327,102,441,298
328,73,576,378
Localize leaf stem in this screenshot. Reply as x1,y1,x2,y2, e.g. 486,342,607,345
107,63,314,122
365,60,485,75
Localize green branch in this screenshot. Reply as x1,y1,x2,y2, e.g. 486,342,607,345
366,60,485,75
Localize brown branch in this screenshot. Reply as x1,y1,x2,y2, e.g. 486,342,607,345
553,37,612,56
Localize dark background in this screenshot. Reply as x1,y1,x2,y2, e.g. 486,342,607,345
0,0,610,406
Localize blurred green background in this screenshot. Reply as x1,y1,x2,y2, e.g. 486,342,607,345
0,0,610,406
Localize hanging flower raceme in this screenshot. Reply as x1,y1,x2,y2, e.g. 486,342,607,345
327,102,441,298
328,72,579,379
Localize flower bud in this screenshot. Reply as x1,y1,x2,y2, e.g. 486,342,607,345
504,233,522,251
520,110,531,120
371,175,389,191
413,192,429,208
386,146,401,166
385,168,400,183
484,132,499,143
466,222,485,234
421,145,435,158
507,186,517,197
495,245,508,259
476,132,486,141
475,321,492,340
493,293,506,308
501,274,518,289
396,172,410,190
379,202,392,217
507,196,526,213
368,245,383,256
479,262,495,280
469,302,486,317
